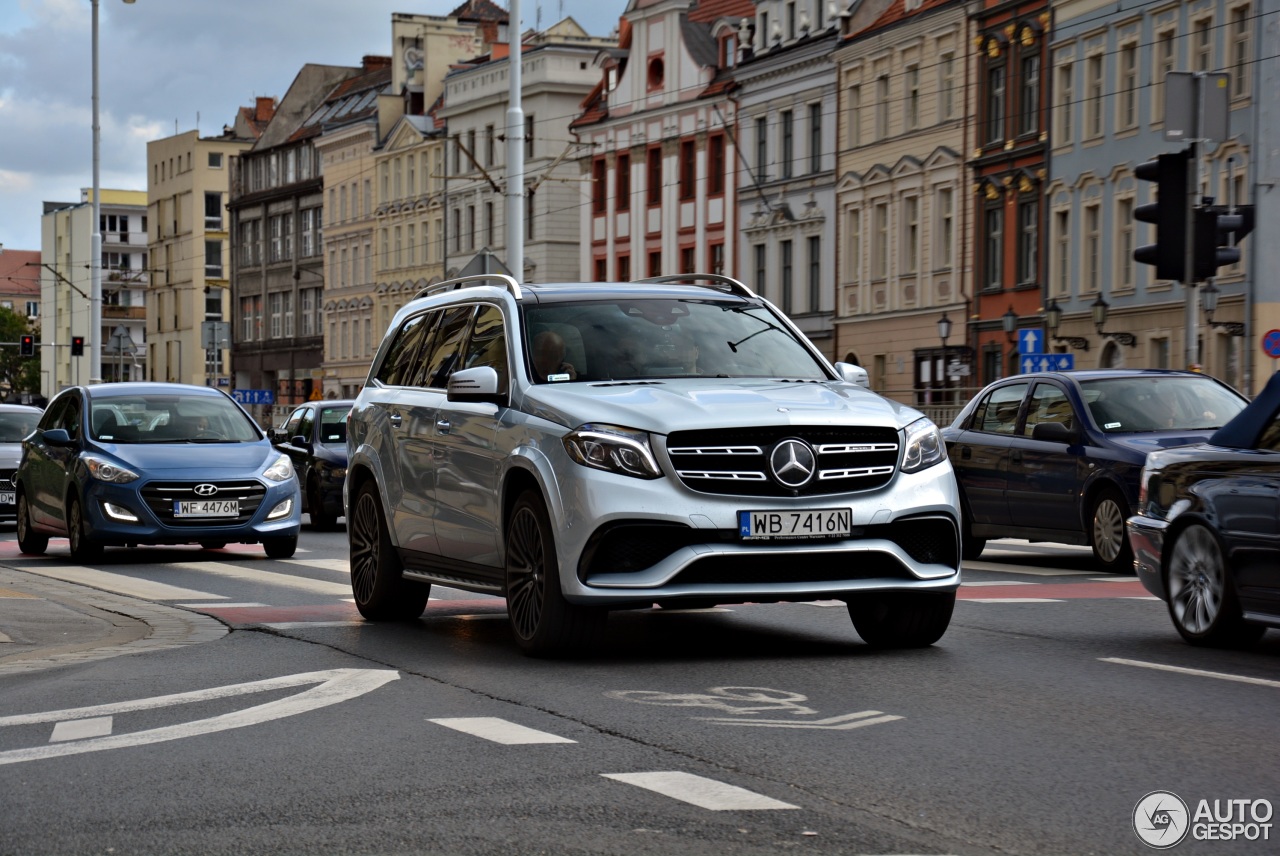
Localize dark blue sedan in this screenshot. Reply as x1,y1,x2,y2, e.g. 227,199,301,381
943,370,1248,572
273,399,354,530
14,383,302,561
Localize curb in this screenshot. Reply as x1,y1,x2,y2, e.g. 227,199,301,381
0,567,228,676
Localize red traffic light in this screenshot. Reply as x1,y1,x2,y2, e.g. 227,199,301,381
19,334,34,357
71,336,85,357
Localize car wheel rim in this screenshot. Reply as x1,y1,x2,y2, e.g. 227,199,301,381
69,502,83,553
350,492,380,604
506,507,544,640
1093,498,1124,563
17,496,29,541
1169,526,1224,635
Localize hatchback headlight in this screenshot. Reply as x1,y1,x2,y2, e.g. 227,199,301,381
82,454,140,484
901,417,946,474
262,453,295,482
563,424,661,479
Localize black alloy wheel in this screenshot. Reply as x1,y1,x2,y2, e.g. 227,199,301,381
16,493,48,556
348,481,428,620
67,497,102,562
1165,522,1265,647
847,590,956,648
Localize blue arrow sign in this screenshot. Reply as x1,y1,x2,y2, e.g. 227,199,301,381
1021,356,1034,374
1050,354,1075,371
231,389,275,406
1019,329,1043,355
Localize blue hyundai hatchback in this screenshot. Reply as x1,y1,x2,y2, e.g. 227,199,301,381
14,383,301,561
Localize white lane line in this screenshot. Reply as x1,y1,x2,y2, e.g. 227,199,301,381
178,602,267,608
1123,596,1161,601
961,580,1037,587
262,621,366,629
602,772,799,811
963,562,1092,576
164,562,351,596
1090,577,1140,583
13,567,224,601
1101,658,1280,689
50,716,113,743
280,558,350,573
429,717,576,745
964,598,1064,604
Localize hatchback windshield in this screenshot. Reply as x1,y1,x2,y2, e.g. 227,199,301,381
522,298,828,382
89,395,262,443
1082,376,1247,433
0,410,40,443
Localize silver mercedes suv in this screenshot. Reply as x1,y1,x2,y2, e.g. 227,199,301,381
347,273,961,656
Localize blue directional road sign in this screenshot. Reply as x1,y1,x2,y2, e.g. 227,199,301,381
231,389,275,406
1021,353,1074,374
1018,328,1044,355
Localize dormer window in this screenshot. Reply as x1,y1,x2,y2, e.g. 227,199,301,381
647,55,664,90
720,32,738,68
607,67,618,91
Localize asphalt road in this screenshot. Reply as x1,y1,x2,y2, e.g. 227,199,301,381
0,525,1277,856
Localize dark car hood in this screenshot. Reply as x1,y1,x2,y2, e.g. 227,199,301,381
1210,370,1280,449
1108,430,1223,456
95,441,277,474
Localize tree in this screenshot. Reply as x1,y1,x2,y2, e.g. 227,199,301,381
0,307,42,400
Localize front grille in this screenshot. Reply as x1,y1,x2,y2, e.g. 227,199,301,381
872,516,959,569
0,469,14,490
140,480,267,527
676,552,916,585
667,426,900,497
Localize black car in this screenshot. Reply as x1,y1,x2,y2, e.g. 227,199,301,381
1128,371,1280,645
273,400,354,529
943,370,1248,571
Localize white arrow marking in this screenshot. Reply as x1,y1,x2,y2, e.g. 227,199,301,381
695,709,903,730
0,668,398,766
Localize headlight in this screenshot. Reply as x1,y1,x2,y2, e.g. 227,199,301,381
563,423,662,479
82,454,140,484
901,417,946,474
262,453,295,482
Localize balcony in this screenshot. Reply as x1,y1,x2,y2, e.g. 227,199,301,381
103,305,147,320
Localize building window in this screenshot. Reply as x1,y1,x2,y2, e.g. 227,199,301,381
1116,197,1135,289
681,246,695,273
848,85,861,147
805,104,821,174
617,255,630,281
208,152,223,169
1020,55,1040,136
754,244,766,295
1055,61,1074,145
269,292,282,339
283,292,294,336
485,124,495,167
240,296,254,341
616,152,631,210
780,111,793,179
936,187,954,269
755,116,768,182
394,226,403,267
983,206,1003,290
25,301,38,318
875,75,890,140
467,206,475,250
904,64,920,131
720,32,737,68
1084,202,1101,293
647,147,662,205
679,140,696,199
204,192,222,229
780,240,793,314
1117,43,1138,131
648,250,661,277
902,196,919,275
1153,28,1176,123
708,135,725,195
710,242,724,276
938,54,956,121
205,240,222,277
872,202,888,279
1085,54,1103,138
525,114,535,158
807,236,820,312
1017,198,1038,285
1052,209,1070,296
595,258,607,281
985,64,1005,144
1193,17,1212,72
1230,5,1251,98
269,215,284,262
526,190,535,241
592,157,607,213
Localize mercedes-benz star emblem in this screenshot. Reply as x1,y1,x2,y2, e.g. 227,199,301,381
194,484,219,497
769,439,816,488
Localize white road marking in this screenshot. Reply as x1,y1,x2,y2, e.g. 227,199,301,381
0,668,398,766
960,580,1037,587
963,562,1092,576
164,562,351,595
0,631,11,643
262,621,367,629
429,717,576,745
1101,658,1280,689
964,598,1064,603
697,710,903,730
50,716,113,742
650,607,733,613
602,772,798,811
12,567,223,601
798,599,845,607
280,558,350,573
1089,576,1140,583
177,602,267,608
1123,596,1161,601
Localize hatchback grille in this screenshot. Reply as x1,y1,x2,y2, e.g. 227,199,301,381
140,480,267,527
666,426,900,497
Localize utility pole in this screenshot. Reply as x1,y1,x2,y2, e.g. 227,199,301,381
505,0,525,280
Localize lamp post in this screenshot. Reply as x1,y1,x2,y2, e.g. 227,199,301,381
1091,294,1136,347
1044,298,1090,351
1200,282,1246,337
90,0,136,385
1002,305,1018,378
937,312,952,400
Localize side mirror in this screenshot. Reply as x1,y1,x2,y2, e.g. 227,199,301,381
1031,421,1078,444
42,428,76,447
447,366,506,405
291,435,310,448
833,362,871,388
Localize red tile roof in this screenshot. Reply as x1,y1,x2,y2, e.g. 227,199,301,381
450,0,508,23
0,249,41,297
848,0,957,40
689,0,756,24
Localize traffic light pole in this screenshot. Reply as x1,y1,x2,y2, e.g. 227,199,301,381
1184,140,1200,370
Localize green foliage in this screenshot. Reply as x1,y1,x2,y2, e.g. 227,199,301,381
0,307,41,398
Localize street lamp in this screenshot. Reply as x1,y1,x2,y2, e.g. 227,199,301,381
1043,298,1090,351
1200,283,1246,337
1002,305,1018,343
1091,294,1137,347
91,0,136,385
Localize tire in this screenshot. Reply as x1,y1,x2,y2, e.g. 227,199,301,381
67,497,102,563
16,493,47,556
1088,487,1133,573
959,495,985,561
200,542,227,550
1165,522,1265,647
505,490,605,657
348,481,428,620
848,590,955,648
263,535,298,560
308,477,337,531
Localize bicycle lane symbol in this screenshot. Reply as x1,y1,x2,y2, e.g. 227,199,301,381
605,686,903,731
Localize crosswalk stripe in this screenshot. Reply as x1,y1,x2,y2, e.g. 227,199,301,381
13,567,223,601
429,717,577,745
164,562,350,595
281,558,350,574
50,716,113,743
602,772,799,810
961,580,1037,587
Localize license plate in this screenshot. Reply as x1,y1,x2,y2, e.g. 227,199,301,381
174,500,239,517
738,508,852,541
0,492,12,506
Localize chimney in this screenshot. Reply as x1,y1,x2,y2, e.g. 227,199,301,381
255,97,276,122
362,55,392,71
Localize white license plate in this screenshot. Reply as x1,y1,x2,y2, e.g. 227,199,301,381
174,500,239,518
738,508,852,541
0,492,13,505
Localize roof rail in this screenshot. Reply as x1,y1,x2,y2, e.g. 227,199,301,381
415,273,522,301
629,273,757,299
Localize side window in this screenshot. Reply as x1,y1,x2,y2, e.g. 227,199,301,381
39,397,68,432
375,311,435,386
60,395,83,441
282,407,307,437
297,408,316,443
1022,383,1075,435
977,383,1028,434
416,305,476,389
462,304,508,393
1259,414,1280,452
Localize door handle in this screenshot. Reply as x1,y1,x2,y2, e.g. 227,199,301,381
436,419,452,435
1010,449,1022,463
389,413,403,428
960,445,972,460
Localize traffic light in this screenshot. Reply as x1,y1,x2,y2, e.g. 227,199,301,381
1193,204,1255,281
71,335,85,357
19,334,34,357
1134,149,1190,282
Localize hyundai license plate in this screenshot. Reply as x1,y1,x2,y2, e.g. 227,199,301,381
174,500,239,517
738,508,852,541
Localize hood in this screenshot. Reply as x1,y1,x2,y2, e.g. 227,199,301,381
518,379,921,435
93,441,281,476
1107,429,1222,456
0,442,22,470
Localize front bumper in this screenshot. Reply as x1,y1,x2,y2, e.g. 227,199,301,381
82,479,301,545
1126,514,1168,599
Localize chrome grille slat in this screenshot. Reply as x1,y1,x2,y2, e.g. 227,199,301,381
819,466,897,480
676,470,768,481
816,443,899,454
668,446,763,455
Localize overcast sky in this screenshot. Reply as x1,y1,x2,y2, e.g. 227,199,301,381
0,0,627,252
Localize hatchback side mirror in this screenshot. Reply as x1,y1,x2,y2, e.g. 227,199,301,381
1031,421,1078,444
41,428,76,447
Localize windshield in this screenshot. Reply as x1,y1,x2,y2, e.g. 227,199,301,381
0,410,40,443
1081,376,1248,433
318,405,351,445
89,395,263,443
521,298,828,383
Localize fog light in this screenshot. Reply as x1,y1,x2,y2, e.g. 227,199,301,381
266,498,293,520
102,501,138,523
